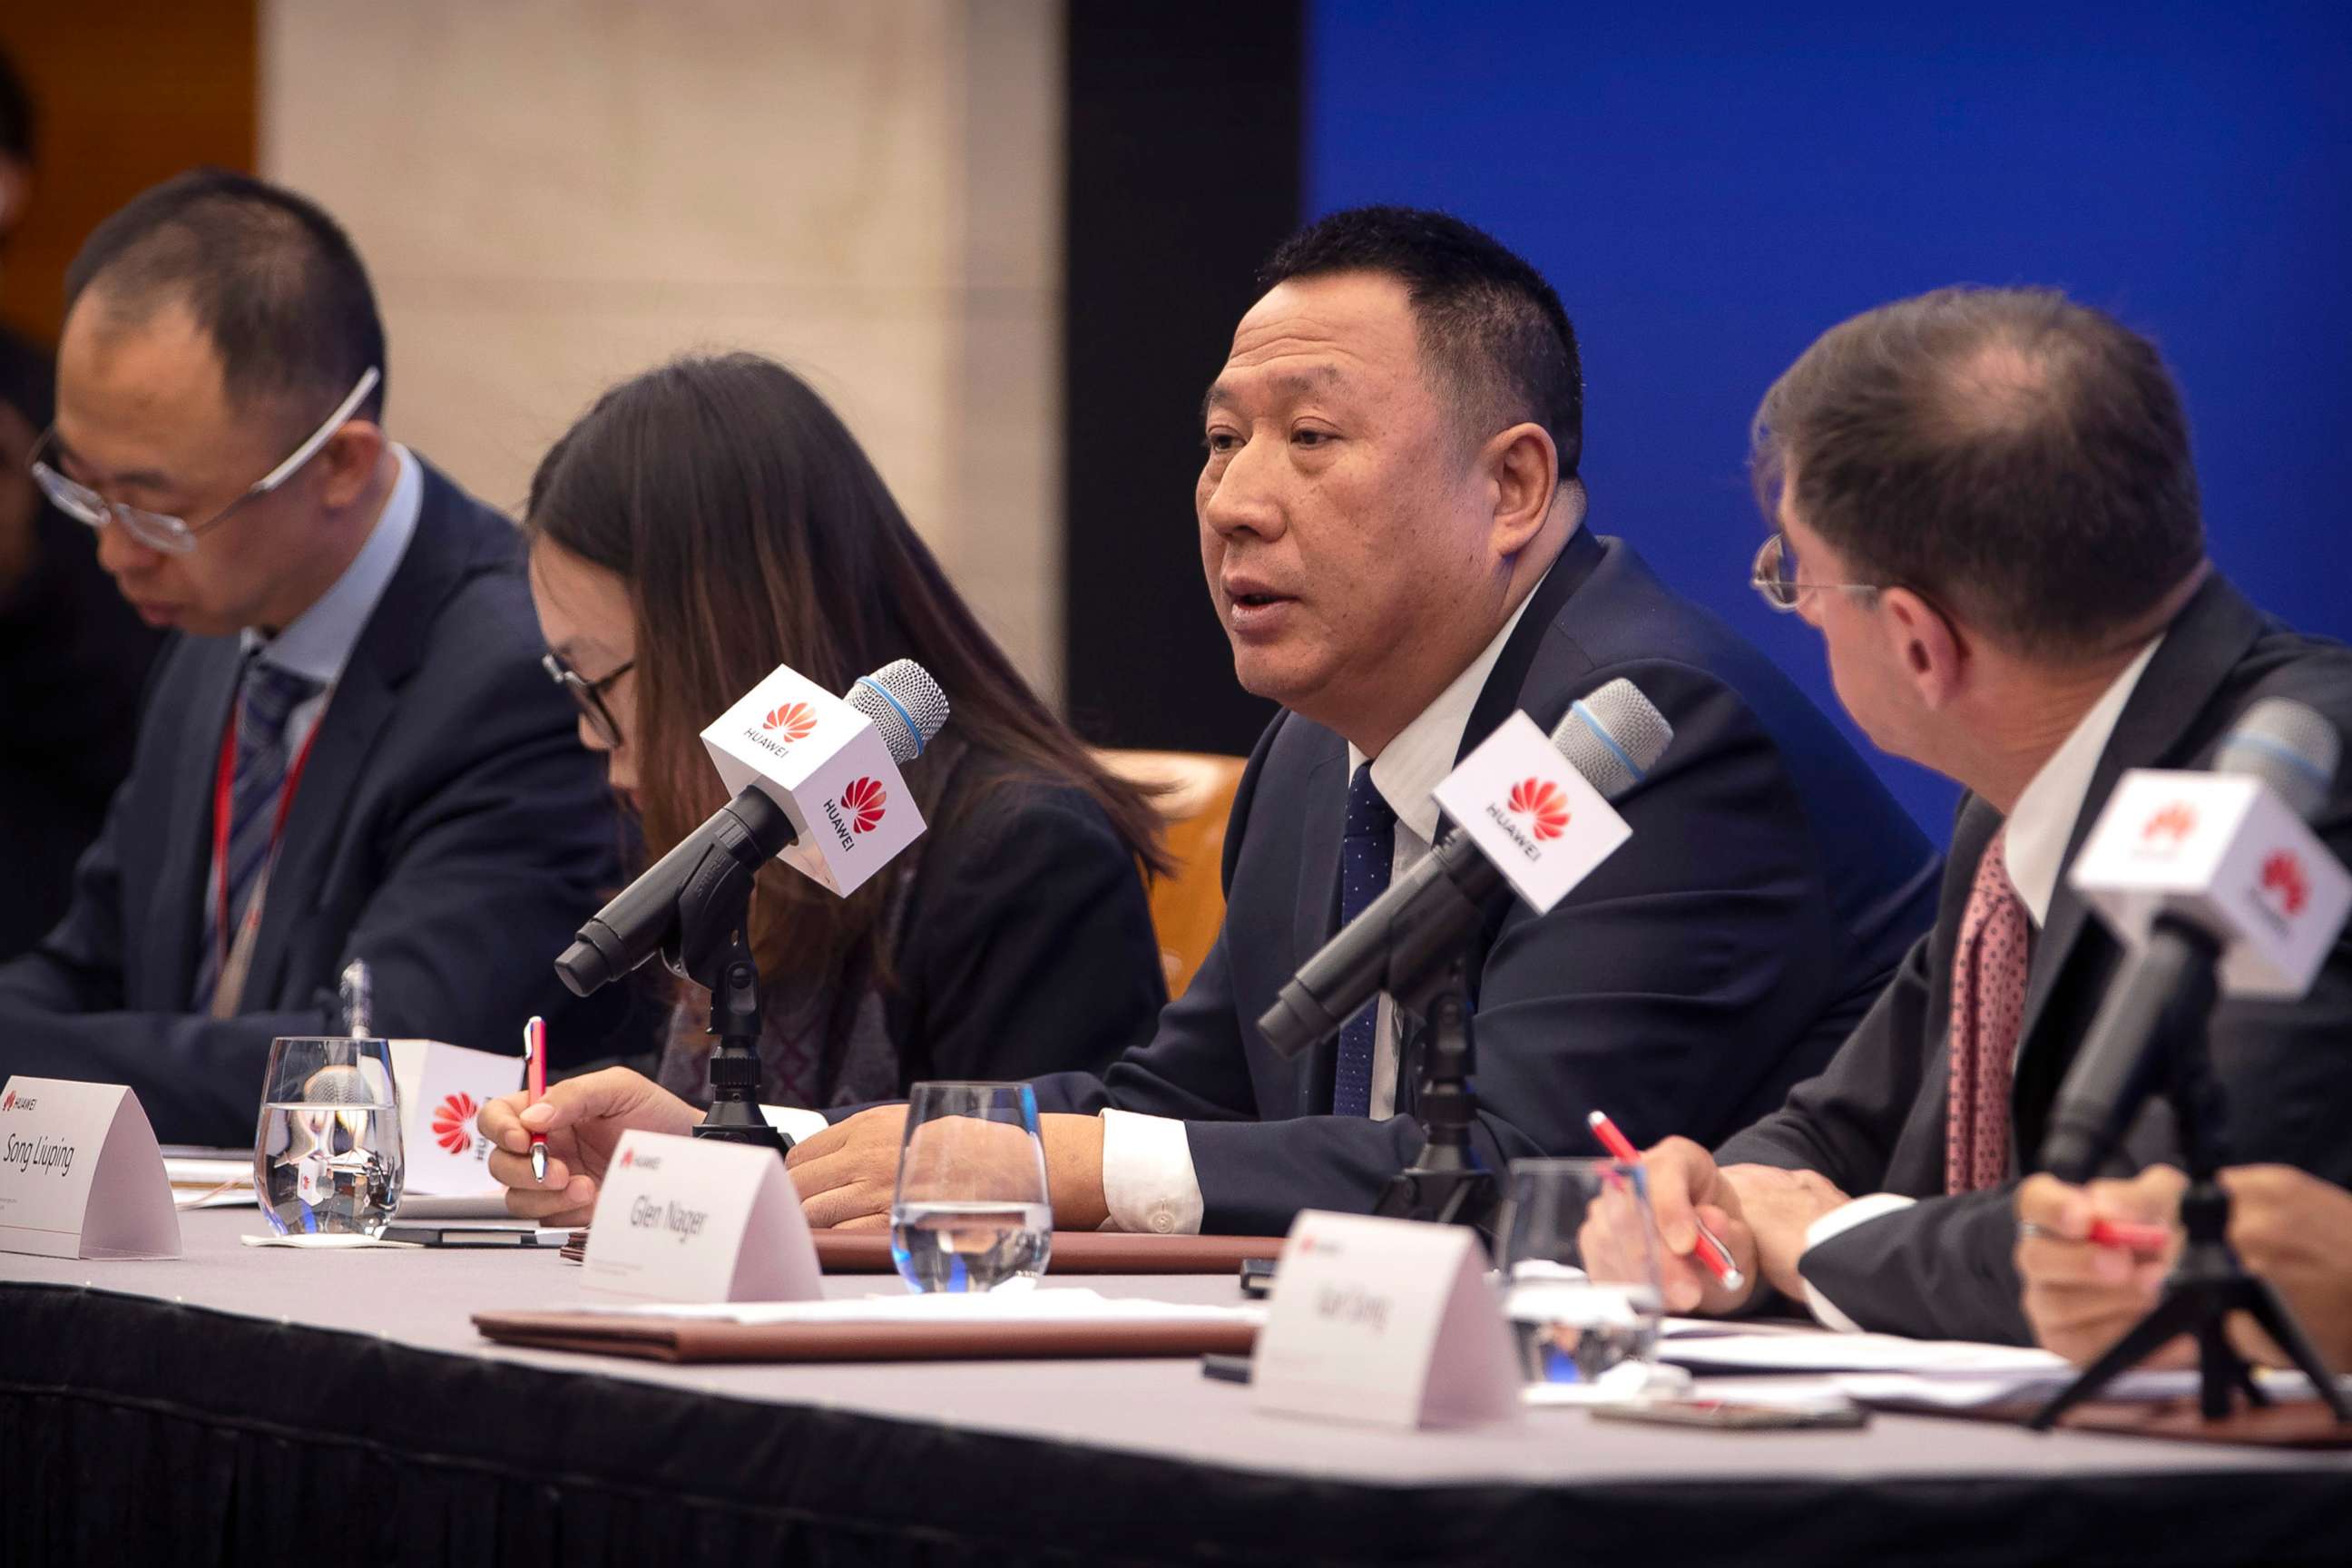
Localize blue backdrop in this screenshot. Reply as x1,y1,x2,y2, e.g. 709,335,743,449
1308,1,2352,838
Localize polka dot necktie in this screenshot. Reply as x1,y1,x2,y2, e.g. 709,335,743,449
1331,761,1396,1118
1945,826,2033,1193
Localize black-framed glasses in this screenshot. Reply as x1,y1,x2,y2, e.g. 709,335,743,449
31,366,382,556
541,652,634,748
1749,532,1882,614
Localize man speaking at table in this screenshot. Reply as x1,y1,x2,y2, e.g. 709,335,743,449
1628,287,2352,1342
484,207,1939,1234
0,171,638,1143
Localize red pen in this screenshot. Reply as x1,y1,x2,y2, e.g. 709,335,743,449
1587,1109,1747,1293
2088,1219,2171,1253
524,1014,548,1184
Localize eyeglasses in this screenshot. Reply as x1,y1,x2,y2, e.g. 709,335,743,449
31,366,383,557
1749,532,1882,613
541,652,633,749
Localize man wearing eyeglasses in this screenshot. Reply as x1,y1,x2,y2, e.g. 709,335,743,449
0,170,643,1144
1622,287,2352,1346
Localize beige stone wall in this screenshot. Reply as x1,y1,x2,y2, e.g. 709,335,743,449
260,0,1064,694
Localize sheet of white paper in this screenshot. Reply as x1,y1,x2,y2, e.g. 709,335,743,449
173,1185,257,1210
589,1289,1266,1328
1660,1329,2068,1377
163,1156,251,1186
239,1232,423,1250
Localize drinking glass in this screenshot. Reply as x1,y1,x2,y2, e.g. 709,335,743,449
888,1081,1053,1293
1495,1158,1665,1387
252,1036,405,1237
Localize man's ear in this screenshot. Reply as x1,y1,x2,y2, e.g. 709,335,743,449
314,420,387,511
1481,421,1559,559
1877,587,1965,710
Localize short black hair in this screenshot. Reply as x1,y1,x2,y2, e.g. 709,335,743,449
1258,205,1583,478
1753,286,2204,659
0,44,31,164
64,168,386,427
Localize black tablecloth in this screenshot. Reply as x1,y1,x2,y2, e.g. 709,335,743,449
5,1216,2352,1566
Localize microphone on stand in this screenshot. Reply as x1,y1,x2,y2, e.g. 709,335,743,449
1258,678,1672,1060
554,660,949,997
549,657,949,1157
2041,697,2347,1182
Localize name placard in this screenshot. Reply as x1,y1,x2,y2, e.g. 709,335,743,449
1432,710,1632,914
1251,1210,1519,1429
0,1077,181,1259
387,1038,524,1198
580,1130,821,1303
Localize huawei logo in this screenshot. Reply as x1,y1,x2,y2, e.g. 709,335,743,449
1,1091,13,1112
432,1093,480,1156
619,1147,636,1169
761,702,818,742
841,776,887,833
2142,803,2197,846
1505,779,1571,842
2261,850,2311,918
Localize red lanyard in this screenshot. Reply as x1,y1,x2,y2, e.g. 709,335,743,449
211,702,325,959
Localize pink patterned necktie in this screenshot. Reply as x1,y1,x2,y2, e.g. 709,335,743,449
1946,825,2033,1194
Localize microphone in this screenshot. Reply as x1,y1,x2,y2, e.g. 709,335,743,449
554,660,949,996
1257,679,1672,1059
2040,698,2347,1181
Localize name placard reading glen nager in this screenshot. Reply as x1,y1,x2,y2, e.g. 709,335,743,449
579,1130,820,1304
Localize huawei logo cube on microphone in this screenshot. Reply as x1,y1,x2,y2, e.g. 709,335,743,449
432,1093,481,1156
842,777,886,832
701,662,937,897
1505,779,1570,841
761,702,818,742
2260,850,2311,919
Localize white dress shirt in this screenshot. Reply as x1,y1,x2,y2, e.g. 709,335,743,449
1796,635,2162,1331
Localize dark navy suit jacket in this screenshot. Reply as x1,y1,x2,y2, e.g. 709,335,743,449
1033,527,1944,1233
1721,575,2352,1342
0,460,646,1144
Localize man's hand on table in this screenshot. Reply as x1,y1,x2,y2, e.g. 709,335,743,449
789,1109,1112,1232
1591,1137,1764,1315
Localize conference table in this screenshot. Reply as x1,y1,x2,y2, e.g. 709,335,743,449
5,1210,2349,1567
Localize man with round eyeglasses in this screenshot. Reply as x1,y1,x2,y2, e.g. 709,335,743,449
0,170,646,1144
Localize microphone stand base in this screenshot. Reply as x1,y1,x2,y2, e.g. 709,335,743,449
692,1105,794,1158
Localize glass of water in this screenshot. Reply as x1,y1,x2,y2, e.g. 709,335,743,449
1496,1158,1665,1387
889,1081,1053,1293
253,1036,405,1237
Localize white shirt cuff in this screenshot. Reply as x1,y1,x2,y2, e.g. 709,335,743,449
1796,1192,1917,1333
1098,1108,1203,1235
760,1105,832,1142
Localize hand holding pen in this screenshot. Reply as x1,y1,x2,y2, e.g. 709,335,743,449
1587,1110,1748,1296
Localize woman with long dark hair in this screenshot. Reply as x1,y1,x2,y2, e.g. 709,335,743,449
521,352,1167,1114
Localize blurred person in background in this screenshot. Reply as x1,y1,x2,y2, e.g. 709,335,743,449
0,170,644,1142
489,353,1167,1186
0,45,166,958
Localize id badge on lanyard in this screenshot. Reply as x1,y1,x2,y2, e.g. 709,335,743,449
208,698,328,1019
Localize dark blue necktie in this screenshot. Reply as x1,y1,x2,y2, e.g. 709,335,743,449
1332,761,1396,1117
193,657,323,1010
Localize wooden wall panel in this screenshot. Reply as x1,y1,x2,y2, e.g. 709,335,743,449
0,0,258,347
